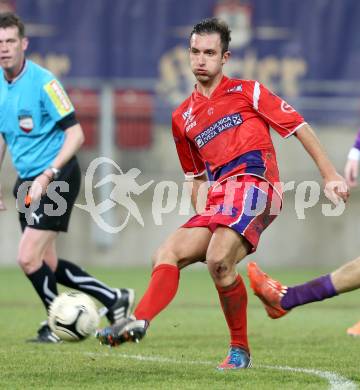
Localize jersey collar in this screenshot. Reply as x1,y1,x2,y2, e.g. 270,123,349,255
193,75,230,100
4,59,28,84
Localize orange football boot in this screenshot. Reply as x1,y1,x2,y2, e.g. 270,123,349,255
347,321,360,337
247,262,289,319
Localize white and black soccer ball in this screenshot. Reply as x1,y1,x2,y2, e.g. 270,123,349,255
48,291,100,341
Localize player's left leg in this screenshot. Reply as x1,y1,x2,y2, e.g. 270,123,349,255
206,227,251,369
248,256,360,319
43,241,134,324
205,175,282,369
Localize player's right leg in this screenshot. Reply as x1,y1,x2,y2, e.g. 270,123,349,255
96,227,211,346
17,227,61,342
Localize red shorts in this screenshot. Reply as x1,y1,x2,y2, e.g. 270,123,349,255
182,175,282,252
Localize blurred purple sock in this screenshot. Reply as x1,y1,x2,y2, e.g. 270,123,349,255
280,274,338,310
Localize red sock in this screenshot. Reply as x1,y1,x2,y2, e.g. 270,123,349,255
216,274,249,352
134,264,180,322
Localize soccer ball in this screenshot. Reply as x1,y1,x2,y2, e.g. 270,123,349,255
48,291,100,341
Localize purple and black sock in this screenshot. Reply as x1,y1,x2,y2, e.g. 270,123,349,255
280,274,338,310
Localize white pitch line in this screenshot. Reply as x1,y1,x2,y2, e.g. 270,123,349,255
83,351,358,390
260,365,358,390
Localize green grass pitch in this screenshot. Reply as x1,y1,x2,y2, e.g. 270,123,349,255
0,266,359,389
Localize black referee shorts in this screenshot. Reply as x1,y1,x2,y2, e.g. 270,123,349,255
13,156,81,233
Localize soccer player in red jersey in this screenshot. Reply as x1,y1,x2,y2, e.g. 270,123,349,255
96,18,349,368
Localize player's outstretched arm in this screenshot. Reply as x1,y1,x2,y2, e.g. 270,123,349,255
295,123,349,205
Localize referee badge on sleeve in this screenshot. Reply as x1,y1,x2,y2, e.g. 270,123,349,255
44,79,73,117
18,114,34,133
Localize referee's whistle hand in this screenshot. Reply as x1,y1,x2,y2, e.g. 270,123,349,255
28,174,51,202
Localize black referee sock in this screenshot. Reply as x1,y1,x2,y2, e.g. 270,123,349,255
26,262,58,312
54,259,117,308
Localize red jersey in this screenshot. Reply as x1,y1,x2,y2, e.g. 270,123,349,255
172,76,305,197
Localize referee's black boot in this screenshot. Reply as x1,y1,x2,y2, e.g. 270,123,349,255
27,321,61,343
106,288,135,325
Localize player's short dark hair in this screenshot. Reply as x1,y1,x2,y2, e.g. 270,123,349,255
0,12,25,38
190,18,231,54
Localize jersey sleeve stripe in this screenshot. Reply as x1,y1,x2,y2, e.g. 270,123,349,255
253,81,261,110
184,170,207,180
255,105,305,136
283,122,307,138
